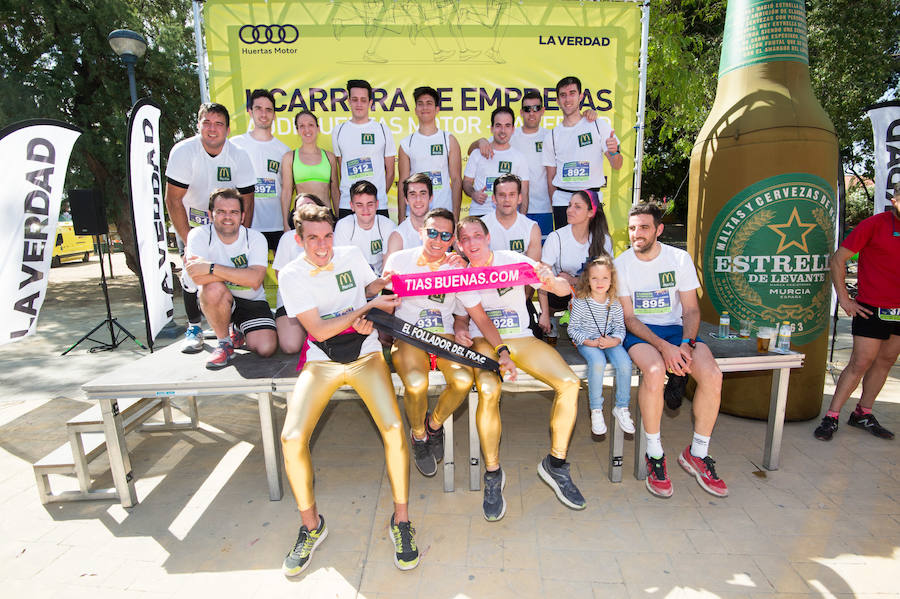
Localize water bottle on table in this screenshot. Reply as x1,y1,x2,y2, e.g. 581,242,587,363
718,312,730,338
777,321,792,351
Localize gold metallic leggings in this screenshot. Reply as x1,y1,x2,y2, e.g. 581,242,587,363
472,336,581,469
392,338,474,439
281,351,409,510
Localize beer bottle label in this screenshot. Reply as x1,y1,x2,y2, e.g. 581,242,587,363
719,0,809,76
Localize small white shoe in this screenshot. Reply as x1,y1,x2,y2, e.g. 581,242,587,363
590,409,607,435
612,406,636,434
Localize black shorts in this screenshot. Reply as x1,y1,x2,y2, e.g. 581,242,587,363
274,305,288,319
232,298,276,333
852,302,900,340
260,230,282,253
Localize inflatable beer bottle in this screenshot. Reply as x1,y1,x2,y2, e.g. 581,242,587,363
687,0,838,420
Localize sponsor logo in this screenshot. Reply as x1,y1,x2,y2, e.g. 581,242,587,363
239,24,299,45
428,294,446,303
267,159,279,173
509,239,525,253
498,161,512,174
497,287,512,296
577,132,592,147
370,239,383,255
538,35,611,47
217,166,232,181
703,173,835,344
230,254,249,268
659,271,676,289
535,141,543,153
336,270,356,292
361,133,375,145
430,144,443,155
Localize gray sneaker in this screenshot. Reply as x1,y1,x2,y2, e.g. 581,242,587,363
411,431,437,477
282,515,328,577
425,412,445,462
181,325,203,353
483,468,507,521
537,455,586,510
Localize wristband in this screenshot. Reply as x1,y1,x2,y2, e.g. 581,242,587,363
608,150,620,157
681,338,696,348
495,344,510,356
209,263,215,275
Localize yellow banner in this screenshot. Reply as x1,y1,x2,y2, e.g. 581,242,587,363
205,0,641,247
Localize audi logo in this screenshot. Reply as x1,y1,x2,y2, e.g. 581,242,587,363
239,24,299,44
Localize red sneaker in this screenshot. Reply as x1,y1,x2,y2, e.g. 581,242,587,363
206,342,235,370
645,454,673,498
678,446,728,497
229,325,245,349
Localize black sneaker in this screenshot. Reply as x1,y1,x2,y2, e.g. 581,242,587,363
388,515,419,570
537,455,586,510
410,431,437,477
848,412,895,440
425,412,445,463
282,515,328,577
814,415,839,441
664,374,687,410
483,468,506,521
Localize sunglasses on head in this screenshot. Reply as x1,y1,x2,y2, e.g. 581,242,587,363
521,104,543,113
426,228,453,242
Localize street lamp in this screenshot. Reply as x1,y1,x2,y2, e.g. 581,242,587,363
107,29,148,105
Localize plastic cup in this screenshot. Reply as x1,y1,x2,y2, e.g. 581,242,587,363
739,319,751,338
757,327,774,352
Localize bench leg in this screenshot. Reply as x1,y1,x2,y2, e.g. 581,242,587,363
763,367,790,470
257,392,284,501
34,471,52,505
101,398,137,507
468,388,481,491
68,428,92,494
608,417,624,483
162,397,174,425
185,395,199,428
442,410,454,493
633,374,648,480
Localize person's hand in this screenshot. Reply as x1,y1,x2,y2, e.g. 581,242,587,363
559,272,578,287
369,293,401,312
582,108,597,122
535,262,554,286
498,353,517,381
454,329,473,347
840,296,872,319
595,336,618,349
581,338,600,348
472,189,488,205
184,255,211,279
538,312,551,335
352,316,374,335
478,138,494,159
445,253,467,268
606,130,618,154
660,341,692,376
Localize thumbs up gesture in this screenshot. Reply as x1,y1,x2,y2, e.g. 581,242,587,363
606,129,618,154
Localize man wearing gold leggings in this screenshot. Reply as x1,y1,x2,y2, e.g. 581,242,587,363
383,208,516,477
454,216,585,521
277,203,417,576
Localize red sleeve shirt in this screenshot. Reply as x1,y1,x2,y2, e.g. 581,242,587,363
841,211,900,308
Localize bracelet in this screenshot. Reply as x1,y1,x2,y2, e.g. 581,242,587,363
495,344,510,356
681,338,696,348
608,150,620,157
209,263,215,275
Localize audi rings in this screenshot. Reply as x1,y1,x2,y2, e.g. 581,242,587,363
239,24,299,44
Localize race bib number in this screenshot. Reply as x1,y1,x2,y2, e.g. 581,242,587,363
424,170,443,190
633,290,672,314
255,177,277,199
485,308,520,335
188,207,210,227
878,307,900,322
417,309,444,332
346,157,374,179
561,161,590,183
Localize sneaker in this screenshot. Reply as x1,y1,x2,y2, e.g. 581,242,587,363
537,455,586,510
678,446,729,497
590,409,607,435
410,431,437,477
814,415,839,440
483,468,506,521
848,411,895,440
181,325,203,353
425,413,445,463
206,341,235,370
645,454,673,498
612,406,636,434
664,374,687,410
229,325,244,349
282,515,328,577
388,515,419,570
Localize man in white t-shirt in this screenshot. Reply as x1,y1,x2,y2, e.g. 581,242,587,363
543,75,622,230
462,106,529,218
231,89,291,251
332,79,396,218
454,216,585,519
333,180,397,276
386,173,430,259
513,91,552,235
182,189,276,370
165,103,256,353
615,202,728,500
481,174,541,260
397,86,462,220
277,203,418,575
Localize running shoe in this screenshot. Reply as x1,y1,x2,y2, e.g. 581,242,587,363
229,325,244,349
181,325,203,353
282,515,328,577
664,373,687,410
814,415,839,441
206,341,235,370
612,406,636,434
483,468,506,522
410,431,437,477
425,413,445,463
388,515,419,570
848,412,895,439
645,454,673,498
678,446,729,497
537,455,586,510
590,409,607,435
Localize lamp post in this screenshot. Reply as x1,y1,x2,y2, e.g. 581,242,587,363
107,29,148,105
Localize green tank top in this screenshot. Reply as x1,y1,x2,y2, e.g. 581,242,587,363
292,148,331,184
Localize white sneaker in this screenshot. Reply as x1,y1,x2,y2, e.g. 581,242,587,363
612,406,636,434
590,409,607,435
181,325,204,353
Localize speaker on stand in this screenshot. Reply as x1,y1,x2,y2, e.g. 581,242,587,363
62,189,145,354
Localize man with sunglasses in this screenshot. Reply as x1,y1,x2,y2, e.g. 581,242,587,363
383,209,516,477
463,106,529,218
814,181,900,441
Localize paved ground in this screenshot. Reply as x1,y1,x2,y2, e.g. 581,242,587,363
1,252,898,598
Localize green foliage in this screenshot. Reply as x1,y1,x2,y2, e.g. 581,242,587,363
0,0,199,270
845,185,874,228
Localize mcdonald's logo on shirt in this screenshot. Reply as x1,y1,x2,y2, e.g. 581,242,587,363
336,270,356,292
217,166,232,181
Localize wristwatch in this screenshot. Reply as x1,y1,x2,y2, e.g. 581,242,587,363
681,338,697,348
209,263,215,275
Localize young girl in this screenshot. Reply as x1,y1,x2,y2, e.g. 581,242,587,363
568,256,635,435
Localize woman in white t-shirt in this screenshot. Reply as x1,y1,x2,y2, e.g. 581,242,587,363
539,189,613,343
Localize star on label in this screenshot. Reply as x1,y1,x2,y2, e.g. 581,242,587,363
767,207,817,253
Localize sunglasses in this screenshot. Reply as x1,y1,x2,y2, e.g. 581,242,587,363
426,228,453,242
521,104,543,113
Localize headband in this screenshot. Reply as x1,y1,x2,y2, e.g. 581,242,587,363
582,189,602,213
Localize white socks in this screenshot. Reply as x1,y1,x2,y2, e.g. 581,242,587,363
691,433,710,459
645,432,663,459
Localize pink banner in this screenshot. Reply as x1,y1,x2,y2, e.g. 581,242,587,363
392,262,541,297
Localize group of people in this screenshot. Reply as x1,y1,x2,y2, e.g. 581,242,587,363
161,76,898,577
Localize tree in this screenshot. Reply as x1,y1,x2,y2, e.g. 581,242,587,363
0,0,200,272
